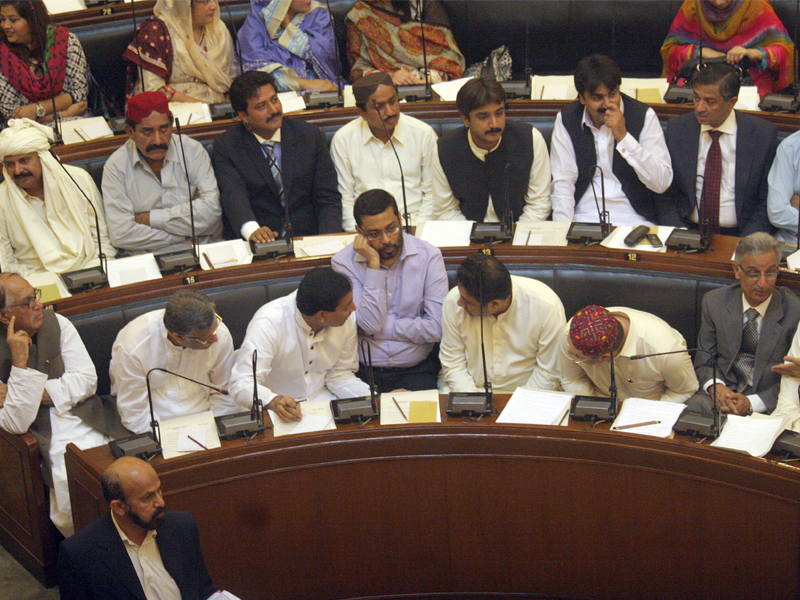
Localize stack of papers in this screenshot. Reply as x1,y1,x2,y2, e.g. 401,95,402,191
269,398,336,437
293,234,356,257
531,75,577,100
159,411,221,459
512,221,570,246
416,220,474,248
381,389,441,425
199,240,253,270
432,77,474,101
711,414,788,457
105,254,162,288
61,117,115,145
496,388,572,426
278,92,307,114
170,102,212,127
610,397,686,438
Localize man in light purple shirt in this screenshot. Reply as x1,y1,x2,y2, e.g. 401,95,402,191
332,189,448,392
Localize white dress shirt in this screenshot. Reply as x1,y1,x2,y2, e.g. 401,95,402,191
431,127,552,222
439,276,565,393
767,128,800,241
229,291,370,407
109,310,238,434
691,109,738,228
701,293,770,414
559,307,698,403
330,113,437,230
550,99,672,224
771,325,800,431
0,313,108,537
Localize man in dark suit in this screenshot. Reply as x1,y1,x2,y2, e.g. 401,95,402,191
690,233,800,416
660,62,777,237
211,70,342,243
57,456,234,600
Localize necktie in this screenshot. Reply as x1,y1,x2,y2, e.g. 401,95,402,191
732,307,759,392
262,141,284,205
701,130,722,235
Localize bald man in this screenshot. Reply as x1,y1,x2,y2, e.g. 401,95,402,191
0,272,108,537
58,457,238,600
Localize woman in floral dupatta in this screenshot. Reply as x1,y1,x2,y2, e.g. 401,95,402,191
661,0,794,97
346,0,464,85
0,0,88,125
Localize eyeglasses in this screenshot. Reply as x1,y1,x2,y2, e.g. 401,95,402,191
363,221,400,241
184,313,223,346
8,288,41,310
737,267,779,282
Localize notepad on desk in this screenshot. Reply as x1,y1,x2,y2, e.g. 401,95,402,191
381,389,440,425
512,221,570,246
106,254,162,288
711,413,788,457
269,398,336,437
610,397,686,438
497,388,572,426
416,220,474,247
160,411,221,459
199,240,253,270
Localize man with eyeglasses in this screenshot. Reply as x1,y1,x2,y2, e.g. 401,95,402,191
0,273,109,537
332,189,448,393
109,289,240,435
560,305,698,404
689,233,800,417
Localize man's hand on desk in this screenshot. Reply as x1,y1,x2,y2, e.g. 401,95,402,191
711,383,738,413
249,226,278,244
354,233,381,270
603,104,627,143
268,395,303,422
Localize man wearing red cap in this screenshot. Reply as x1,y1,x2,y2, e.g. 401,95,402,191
560,305,698,403
101,91,223,255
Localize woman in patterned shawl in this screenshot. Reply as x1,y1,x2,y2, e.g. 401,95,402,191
0,0,88,124
661,0,794,97
238,0,339,93
124,0,237,103
346,0,464,84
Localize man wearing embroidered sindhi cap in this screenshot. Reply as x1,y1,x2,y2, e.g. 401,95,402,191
559,304,698,403
102,91,223,255
0,117,116,276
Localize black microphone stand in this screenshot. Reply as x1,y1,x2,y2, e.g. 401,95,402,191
51,150,109,292
331,338,380,424
109,368,164,458
665,174,711,252
469,162,513,244
217,349,269,439
304,0,345,109
155,120,201,274
570,338,619,424
371,98,411,233
251,149,294,259
566,165,610,245
418,0,432,101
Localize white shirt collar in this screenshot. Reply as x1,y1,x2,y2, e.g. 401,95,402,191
700,108,737,135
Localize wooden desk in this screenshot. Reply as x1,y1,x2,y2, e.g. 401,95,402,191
66,396,800,600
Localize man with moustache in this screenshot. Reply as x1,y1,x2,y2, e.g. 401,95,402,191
332,190,448,392
550,54,673,225
0,118,116,276
660,61,777,236
211,70,342,242
432,77,551,223
688,233,800,416
57,456,238,600
330,72,437,230
102,91,224,255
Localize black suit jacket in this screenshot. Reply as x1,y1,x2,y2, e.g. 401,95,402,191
57,511,217,600
211,118,342,238
695,284,800,412
659,110,777,236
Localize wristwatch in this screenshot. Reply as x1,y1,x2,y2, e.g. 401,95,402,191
35,103,45,118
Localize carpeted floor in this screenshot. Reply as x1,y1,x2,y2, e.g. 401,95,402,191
0,543,60,600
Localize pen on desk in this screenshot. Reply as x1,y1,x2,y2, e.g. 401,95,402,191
612,420,661,430
526,230,531,245
202,252,215,269
188,435,208,450
392,397,408,421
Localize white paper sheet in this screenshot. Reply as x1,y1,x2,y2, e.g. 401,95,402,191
170,102,212,126
711,413,788,457
60,117,115,145
600,226,674,253
292,234,357,258
199,240,253,270
432,77,474,101
619,77,669,103
610,397,686,438
416,220,474,247
787,248,800,271
176,427,208,453
269,398,336,437
106,254,162,288
532,76,577,100
512,221,571,246
496,388,572,426
43,0,85,14
380,389,441,425
278,91,307,114
734,86,761,112
159,411,221,459
343,85,356,108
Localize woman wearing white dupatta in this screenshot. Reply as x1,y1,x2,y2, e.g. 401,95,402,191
0,118,116,276
124,0,237,103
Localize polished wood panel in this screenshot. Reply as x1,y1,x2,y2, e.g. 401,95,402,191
66,396,800,600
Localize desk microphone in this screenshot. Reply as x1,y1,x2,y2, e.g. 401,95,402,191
630,347,724,440
567,164,609,245
470,162,513,244
51,150,108,292
217,349,268,439
447,257,493,417
569,337,619,423
416,0,432,101
43,58,62,146
251,148,293,259
331,339,380,423
156,119,201,274
305,0,345,109
372,98,411,233
665,174,710,252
